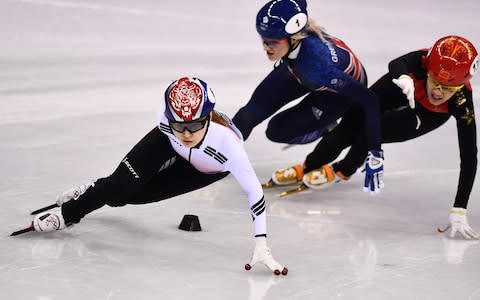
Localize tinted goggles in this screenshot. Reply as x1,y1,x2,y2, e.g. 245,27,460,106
169,117,208,133
261,38,287,47
427,75,464,93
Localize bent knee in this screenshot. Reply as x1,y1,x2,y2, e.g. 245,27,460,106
265,124,287,143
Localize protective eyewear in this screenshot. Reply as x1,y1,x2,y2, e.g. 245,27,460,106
169,117,208,133
262,38,287,47
427,75,464,93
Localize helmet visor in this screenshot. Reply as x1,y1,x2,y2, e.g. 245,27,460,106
169,117,209,133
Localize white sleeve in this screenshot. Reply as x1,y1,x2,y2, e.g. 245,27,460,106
224,136,267,237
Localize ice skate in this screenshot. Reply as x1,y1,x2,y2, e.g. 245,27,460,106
32,209,67,232
56,180,96,206
261,179,278,189
302,165,348,189
264,164,304,188
30,180,95,215
11,209,68,236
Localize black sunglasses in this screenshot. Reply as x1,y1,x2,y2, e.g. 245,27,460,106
169,117,209,133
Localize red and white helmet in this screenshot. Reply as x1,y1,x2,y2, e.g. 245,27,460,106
164,77,215,122
425,35,479,86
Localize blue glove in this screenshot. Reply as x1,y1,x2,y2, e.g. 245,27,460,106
363,150,384,194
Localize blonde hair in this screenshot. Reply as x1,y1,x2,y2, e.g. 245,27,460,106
291,19,327,42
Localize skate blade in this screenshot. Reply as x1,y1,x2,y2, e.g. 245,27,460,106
261,179,277,189
279,184,310,197
10,222,34,236
31,203,59,215
262,179,301,189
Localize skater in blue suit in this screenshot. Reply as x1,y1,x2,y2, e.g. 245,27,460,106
232,0,384,193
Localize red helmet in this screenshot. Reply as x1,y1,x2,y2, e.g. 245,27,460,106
425,35,479,86
164,77,215,122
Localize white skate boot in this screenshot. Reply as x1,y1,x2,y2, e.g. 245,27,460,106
33,209,67,232
56,180,95,206
303,164,348,189
30,180,96,216
271,164,304,186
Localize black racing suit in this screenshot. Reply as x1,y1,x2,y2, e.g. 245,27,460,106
303,50,477,209
62,128,228,224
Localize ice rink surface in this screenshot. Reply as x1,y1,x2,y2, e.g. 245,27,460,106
1,0,480,299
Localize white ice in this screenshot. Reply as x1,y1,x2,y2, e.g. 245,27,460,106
1,0,480,299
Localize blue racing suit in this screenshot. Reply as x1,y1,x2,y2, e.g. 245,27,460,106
232,32,381,151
